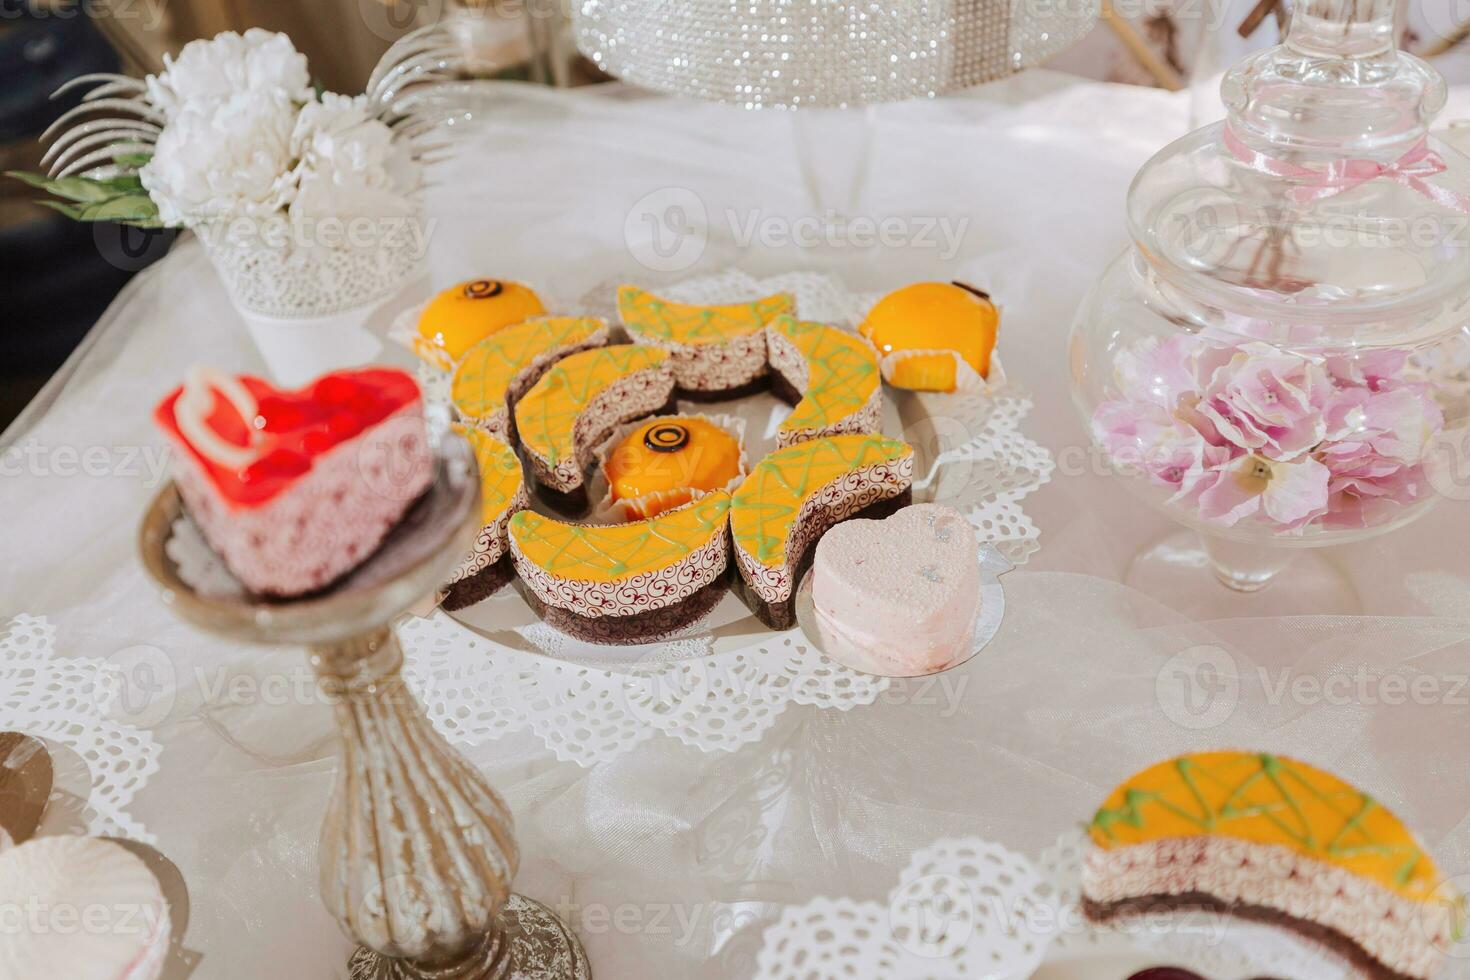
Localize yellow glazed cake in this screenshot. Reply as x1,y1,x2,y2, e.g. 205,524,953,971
860,282,999,392
441,428,529,610
618,285,793,397
413,278,546,371
765,315,882,448
602,416,745,520
1084,751,1462,980
513,344,674,514
730,433,914,628
508,491,731,642
451,316,610,444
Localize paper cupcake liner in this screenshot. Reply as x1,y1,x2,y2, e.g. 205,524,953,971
587,411,749,524
876,348,1008,395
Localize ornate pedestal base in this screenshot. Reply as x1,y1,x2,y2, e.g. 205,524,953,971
140,435,590,980
348,896,591,980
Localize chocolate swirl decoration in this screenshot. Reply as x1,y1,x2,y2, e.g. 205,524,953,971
463,279,505,300
644,422,691,453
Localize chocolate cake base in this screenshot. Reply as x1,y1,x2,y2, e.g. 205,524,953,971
768,371,802,408
518,572,729,645
1083,894,1416,980
676,373,771,403
533,481,591,517
734,487,913,630
441,554,516,612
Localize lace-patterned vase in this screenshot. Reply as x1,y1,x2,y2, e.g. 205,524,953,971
1069,0,1470,612
199,210,426,388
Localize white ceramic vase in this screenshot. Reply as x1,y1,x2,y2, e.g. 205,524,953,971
200,211,428,387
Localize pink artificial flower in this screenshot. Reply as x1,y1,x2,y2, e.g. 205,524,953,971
1194,342,1331,461
1318,440,1434,530
1324,348,1410,390
1184,453,1331,531
1113,334,1197,411
1325,384,1443,465
1092,400,1233,489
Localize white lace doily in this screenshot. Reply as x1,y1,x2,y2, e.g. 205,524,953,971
755,836,1052,980
755,828,1399,980
401,611,888,766
396,269,1052,766
0,615,162,843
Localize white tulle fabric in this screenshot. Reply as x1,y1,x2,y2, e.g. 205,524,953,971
396,270,1052,766
0,615,162,842
4,79,1470,978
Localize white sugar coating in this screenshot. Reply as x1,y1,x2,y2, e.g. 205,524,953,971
812,503,981,674
817,503,979,614
0,836,171,980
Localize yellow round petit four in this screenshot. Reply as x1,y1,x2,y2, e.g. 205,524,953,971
603,417,743,519
860,282,998,392
413,279,546,369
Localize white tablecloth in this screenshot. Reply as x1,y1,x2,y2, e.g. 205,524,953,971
3,72,1470,979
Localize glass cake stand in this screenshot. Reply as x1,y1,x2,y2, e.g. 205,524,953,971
138,435,590,980
1069,0,1470,614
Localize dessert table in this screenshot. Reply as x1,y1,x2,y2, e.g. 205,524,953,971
4,71,1470,978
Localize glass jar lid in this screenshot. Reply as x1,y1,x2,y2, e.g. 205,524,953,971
1127,0,1470,348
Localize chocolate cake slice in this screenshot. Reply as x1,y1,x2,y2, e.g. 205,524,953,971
1083,751,1461,980
765,315,883,448
618,285,793,399
507,491,731,644
729,434,914,629
440,429,529,611
513,344,675,516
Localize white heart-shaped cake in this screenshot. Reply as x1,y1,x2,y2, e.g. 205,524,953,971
810,503,981,676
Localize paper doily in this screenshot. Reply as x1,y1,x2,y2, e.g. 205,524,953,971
398,269,1053,766
401,612,887,766
0,615,162,843
755,828,1408,980
755,836,1052,980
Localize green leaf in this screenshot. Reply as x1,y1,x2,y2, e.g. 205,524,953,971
75,194,159,222
94,174,146,195
113,152,153,169
5,171,120,203
35,200,86,221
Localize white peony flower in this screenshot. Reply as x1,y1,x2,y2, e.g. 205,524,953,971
139,93,299,227
145,29,312,120
288,93,421,222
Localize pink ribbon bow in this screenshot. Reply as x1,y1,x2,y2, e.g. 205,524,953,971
1224,125,1470,213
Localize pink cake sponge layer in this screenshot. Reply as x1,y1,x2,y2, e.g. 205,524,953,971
1082,836,1455,980
176,402,433,596
812,503,980,674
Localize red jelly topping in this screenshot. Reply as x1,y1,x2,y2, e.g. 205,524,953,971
154,368,422,508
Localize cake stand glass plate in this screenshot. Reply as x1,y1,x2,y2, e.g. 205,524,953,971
439,269,1051,668
793,542,1013,678
444,383,909,669
397,269,1054,766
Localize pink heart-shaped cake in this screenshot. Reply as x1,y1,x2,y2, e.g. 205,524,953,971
155,367,432,597
811,503,980,675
